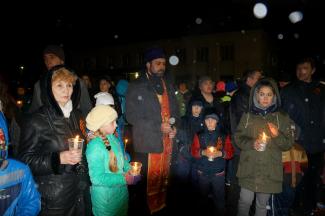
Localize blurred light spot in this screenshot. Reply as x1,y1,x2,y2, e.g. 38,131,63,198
289,11,303,24
169,55,179,66
253,3,268,19
294,33,300,39
195,17,203,25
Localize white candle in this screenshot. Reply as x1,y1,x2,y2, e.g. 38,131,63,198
74,135,79,149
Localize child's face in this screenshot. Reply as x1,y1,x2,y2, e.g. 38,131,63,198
205,118,217,131
99,80,111,92
256,86,274,108
100,119,117,135
192,105,202,117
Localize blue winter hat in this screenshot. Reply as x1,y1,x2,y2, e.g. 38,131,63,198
144,47,166,63
226,81,237,93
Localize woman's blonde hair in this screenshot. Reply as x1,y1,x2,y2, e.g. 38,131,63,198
52,68,77,85
94,130,118,173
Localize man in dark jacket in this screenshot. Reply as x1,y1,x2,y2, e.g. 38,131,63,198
227,69,262,216
126,47,179,215
29,45,92,117
281,57,325,215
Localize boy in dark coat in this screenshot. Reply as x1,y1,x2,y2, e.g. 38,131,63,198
191,108,233,215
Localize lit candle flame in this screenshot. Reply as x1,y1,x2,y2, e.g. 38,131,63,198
208,146,216,153
130,162,141,176
262,132,267,143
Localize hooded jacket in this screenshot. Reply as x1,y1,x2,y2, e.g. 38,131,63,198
0,112,41,216
18,67,90,216
235,78,294,193
28,65,92,117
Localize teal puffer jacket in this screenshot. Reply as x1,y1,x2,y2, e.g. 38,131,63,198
86,134,130,216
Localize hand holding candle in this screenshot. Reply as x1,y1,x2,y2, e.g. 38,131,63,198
255,132,270,151
206,146,217,161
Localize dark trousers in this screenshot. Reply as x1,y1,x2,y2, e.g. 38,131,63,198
128,152,151,216
226,155,241,216
197,170,225,216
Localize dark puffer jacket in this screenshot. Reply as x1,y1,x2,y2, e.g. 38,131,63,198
18,67,91,216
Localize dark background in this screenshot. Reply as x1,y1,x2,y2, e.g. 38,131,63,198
1,1,324,86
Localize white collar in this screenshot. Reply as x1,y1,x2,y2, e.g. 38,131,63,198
59,100,73,118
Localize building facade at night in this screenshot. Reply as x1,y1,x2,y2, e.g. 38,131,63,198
71,30,277,84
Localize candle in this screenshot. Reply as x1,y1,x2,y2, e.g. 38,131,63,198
124,138,129,151
74,135,79,149
16,100,23,108
207,146,216,161
261,132,267,143
68,136,84,153
257,132,269,152
130,162,142,176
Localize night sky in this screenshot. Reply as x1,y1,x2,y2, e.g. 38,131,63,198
1,1,325,85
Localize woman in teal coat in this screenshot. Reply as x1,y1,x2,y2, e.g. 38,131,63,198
86,105,136,216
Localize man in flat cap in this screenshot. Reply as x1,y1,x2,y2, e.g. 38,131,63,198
126,47,180,215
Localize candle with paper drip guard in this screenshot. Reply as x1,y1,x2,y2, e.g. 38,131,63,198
207,146,217,161
129,162,142,176
257,132,269,152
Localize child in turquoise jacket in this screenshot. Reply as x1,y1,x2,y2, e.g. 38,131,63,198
86,105,138,216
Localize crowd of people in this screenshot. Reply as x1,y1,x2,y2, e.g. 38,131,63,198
0,45,324,216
